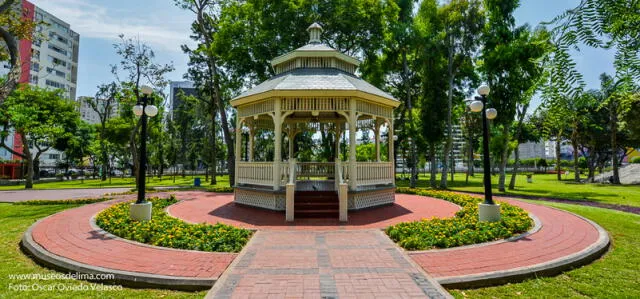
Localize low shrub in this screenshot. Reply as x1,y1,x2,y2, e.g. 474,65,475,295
95,196,252,253
206,186,234,193
14,197,112,205
631,157,640,164
386,188,533,250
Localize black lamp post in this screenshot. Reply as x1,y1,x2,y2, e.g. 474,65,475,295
130,86,158,220
469,85,500,221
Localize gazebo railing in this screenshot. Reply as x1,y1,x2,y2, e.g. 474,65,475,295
237,162,273,186
237,161,394,189
356,162,394,186
296,162,335,178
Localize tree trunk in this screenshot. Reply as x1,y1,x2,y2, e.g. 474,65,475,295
440,35,455,189
508,104,529,190
429,144,437,188
403,52,417,188
571,138,580,182
610,102,620,184
21,134,34,189
0,1,21,105
210,101,217,185
498,125,510,192
556,135,562,181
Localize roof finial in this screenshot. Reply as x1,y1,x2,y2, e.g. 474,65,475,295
307,22,323,44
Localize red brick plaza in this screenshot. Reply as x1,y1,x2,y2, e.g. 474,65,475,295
22,191,609,298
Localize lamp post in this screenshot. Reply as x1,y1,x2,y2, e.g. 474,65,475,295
468,85,500,222
130,85,158,221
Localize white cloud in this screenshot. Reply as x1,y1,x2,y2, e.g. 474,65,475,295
30,0,195,53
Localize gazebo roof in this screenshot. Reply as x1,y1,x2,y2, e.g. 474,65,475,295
231,23,398,108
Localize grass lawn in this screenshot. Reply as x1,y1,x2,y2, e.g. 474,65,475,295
449,201,640,298
0,203,204,298
396,173,640,207
0,175,231,191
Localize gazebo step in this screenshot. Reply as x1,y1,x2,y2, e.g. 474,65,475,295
295,209,339,218
295,202,338,208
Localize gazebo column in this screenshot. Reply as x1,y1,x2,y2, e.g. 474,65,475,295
235,117,243,186
248,124,255,162
389,118,394,163
273,99,283,190
374,118,382,162
334,123,341,160
349,99,357,190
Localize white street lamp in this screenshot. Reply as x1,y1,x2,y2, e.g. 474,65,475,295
469,100,484,113
486,108,498,120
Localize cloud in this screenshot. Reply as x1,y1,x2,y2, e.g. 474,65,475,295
29,0,195,53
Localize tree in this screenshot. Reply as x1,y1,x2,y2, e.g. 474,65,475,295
0,86,80,188
0,0,38,104
414,0,448,188
85,83,120,181
436,0,484,189
111,35,174,185
481,0,550,192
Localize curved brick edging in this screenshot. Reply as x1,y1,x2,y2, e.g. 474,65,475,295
410,198,611,289
21,196,237,291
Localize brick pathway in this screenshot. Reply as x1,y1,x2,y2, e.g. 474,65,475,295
207,230,451,299
23,191,608,296
168,193,460,230
410,197,602,279
29,194,236,279
0,188,129,202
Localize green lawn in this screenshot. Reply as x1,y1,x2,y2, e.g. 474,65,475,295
449,201,640,298
4,172,639,208
0,175,231,191
396,173,640,207
0,203,204,298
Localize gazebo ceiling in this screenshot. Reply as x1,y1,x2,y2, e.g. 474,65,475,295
230,23,398,108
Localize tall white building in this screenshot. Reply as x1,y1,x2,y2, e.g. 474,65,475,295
0,1,80,168
77,96,119,125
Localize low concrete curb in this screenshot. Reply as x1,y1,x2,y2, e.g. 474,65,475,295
21,214,216,291
435,208,610,289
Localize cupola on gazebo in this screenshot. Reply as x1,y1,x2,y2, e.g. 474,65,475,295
231,23,400,222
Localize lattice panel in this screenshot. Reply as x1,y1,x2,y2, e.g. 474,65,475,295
238,99,275,118
234,189,285,211
282,97,349,112
348,188,395,210
356,100,392,119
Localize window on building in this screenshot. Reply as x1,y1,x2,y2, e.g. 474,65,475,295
47,56,67,67
31,49,40,60
30,75,38,84
46,67,66,78
33,38,42,47
47,44,68,56
45,80,65,89
48,154,60,160
30,63,39,72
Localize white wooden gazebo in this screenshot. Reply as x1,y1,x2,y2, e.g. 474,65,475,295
231,23,400,222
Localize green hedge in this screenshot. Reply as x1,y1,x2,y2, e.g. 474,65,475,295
631,157,640,164
95,196,252,253
386,188,533,250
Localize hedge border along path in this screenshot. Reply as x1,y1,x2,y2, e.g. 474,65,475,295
95,195,252,253
386,188,534,250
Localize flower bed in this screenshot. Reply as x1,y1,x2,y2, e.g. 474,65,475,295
386,188,533,250
95,196,252,253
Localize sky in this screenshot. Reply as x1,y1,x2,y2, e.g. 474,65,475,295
31,0,616,108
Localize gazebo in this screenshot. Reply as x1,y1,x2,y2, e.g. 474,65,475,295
231,23,400,222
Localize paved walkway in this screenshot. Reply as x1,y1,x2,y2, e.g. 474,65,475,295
21,191,609,296
410,196,605,283
168,193,460,230
28,194,236,282
207,230,450,299
0,188,129,202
